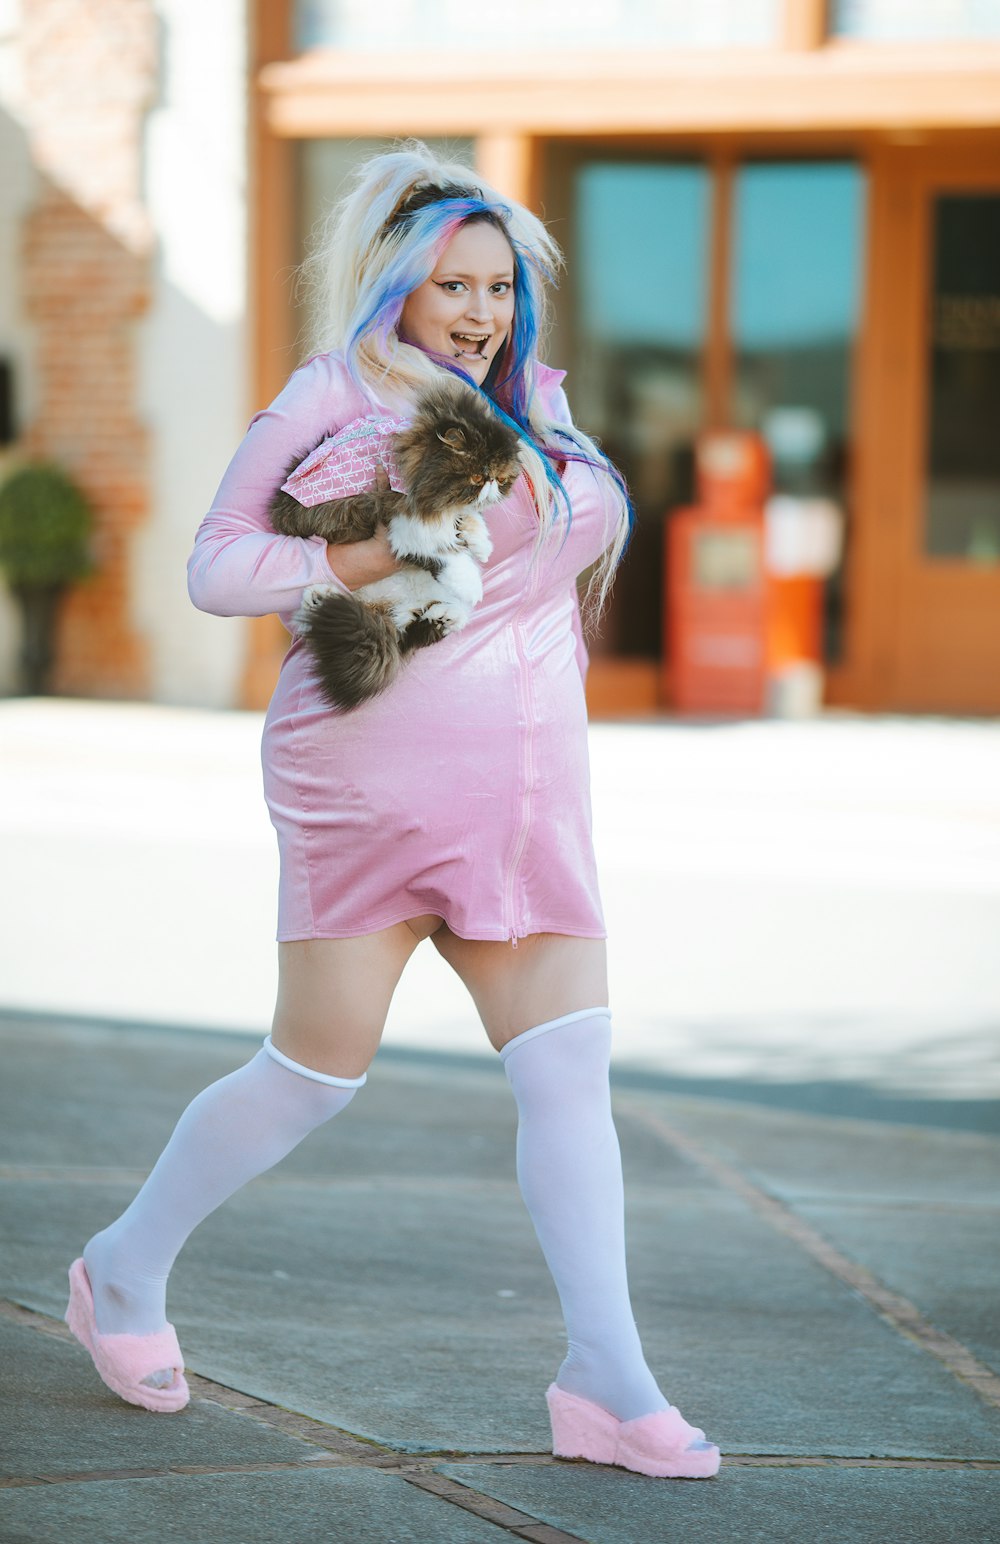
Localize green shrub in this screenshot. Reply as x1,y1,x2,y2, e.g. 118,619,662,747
0,461,94,588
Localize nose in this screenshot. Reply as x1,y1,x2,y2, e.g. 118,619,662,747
465,289,492,323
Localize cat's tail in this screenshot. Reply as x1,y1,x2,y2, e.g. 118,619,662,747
297,591,403,710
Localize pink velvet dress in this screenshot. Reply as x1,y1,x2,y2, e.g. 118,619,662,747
187,351,616,943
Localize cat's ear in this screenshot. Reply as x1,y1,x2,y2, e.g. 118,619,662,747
437,427,467,453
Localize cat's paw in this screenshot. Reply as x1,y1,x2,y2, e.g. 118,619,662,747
300,584,334,611
457,514,493,563
437,552,484,609
294,585,340,632
401,613,449,652
421,597,473,635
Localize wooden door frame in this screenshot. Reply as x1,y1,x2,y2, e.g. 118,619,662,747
539,133,870,707
243,0,297,711
851,135,1000,711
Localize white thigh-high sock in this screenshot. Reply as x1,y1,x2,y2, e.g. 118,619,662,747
501,1008,669,1423
83,1038,363,1337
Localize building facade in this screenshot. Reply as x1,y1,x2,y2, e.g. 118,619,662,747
3,0,1000,714
0,0,250,707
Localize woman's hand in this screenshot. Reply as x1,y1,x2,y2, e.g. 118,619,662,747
325,524,401,592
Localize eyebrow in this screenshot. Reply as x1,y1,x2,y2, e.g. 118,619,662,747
435,270,514,280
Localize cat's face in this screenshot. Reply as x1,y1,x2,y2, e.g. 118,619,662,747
395,388,524,515
416,421,521,508
460,454,521,507
399,221,515,385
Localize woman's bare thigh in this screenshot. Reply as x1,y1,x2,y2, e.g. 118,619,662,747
270,914,441,1078
431,929,609,1052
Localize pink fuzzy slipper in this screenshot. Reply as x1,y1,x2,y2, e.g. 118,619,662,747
64,1258,189,1414
547,1384,721,1479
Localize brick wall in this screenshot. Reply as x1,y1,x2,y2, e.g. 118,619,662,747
19,0,157,696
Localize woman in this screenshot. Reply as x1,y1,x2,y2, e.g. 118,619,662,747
65,143,719,1481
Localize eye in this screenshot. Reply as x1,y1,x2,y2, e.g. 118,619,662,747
469,474,484,485
491,282,512,295
435,281,467,294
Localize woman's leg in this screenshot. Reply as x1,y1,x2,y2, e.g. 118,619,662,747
430,930,608,1054
82,922,428,1352
432,930,666,1422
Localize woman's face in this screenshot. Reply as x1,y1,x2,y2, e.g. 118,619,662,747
399,219,515,384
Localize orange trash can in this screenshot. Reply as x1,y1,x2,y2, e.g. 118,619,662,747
763,495,844,715
664,431,770,714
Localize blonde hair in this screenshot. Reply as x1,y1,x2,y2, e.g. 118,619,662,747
298,139,630,619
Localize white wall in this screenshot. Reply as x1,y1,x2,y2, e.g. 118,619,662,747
134,0,251,706
0,0,39,694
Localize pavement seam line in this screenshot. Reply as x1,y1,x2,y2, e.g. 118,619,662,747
623,1099,1000,1411
4,1456,1000,1491
401,1472,588,1544
184,1373,393,1461
8,1293,1000,1470
0,1297,586,1540
7,1293,999,1509
0,1165,518,1196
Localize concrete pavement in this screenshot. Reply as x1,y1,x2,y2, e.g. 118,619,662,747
1,1013,999,1542
1,699,999,1540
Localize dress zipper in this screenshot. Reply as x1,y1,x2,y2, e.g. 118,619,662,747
504,548,539,945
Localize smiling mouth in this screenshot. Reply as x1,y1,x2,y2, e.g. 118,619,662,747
451,333,491,358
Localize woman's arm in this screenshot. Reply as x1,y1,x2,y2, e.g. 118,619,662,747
187,354,389,618
326,524,401,591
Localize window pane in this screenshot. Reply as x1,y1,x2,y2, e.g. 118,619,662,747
731,162,864,659
925,194,1000,564
296,136,475,344
830,0,1000,40
295,0,780,52
573,162,710,655
731,163,862,490
298,136,475,253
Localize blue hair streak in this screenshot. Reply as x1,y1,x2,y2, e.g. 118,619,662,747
451,363,636,559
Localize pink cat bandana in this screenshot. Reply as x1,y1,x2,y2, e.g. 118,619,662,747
280,415,410,508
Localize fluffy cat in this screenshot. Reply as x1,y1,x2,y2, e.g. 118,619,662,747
268,380,522,710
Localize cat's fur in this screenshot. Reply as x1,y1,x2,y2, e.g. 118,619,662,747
268,381,522,710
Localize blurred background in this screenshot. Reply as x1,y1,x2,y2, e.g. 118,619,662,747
0,1,998,1117
1,0,999,715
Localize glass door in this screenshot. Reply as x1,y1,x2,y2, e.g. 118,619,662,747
730,162,864,663
571,161,712,657
924,194,1000,565
552,150,864,676
866,149,1000,712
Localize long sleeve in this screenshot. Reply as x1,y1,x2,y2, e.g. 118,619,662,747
187,352,370,620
